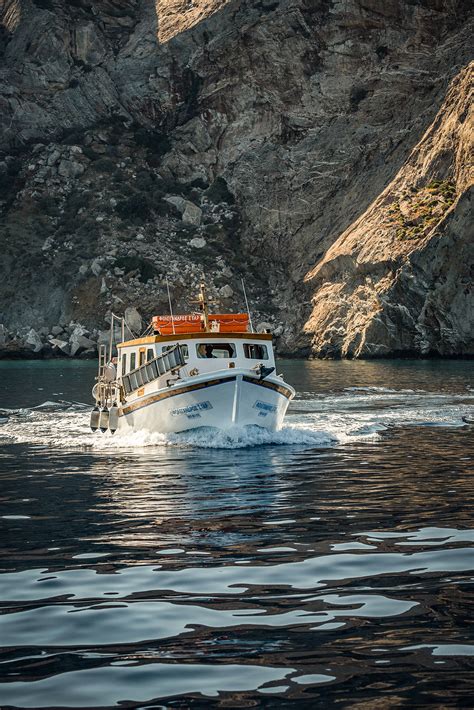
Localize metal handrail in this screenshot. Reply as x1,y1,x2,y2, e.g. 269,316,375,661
121,344,185,396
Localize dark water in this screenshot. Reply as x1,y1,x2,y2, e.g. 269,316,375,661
0,359,473,708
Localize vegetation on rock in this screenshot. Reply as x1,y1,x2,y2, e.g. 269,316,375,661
387,181,457,241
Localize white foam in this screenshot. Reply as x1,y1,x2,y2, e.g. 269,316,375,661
344,386,418,394
167,425,336,449
86,424,336,450
0,404,336,451
2,385,473,451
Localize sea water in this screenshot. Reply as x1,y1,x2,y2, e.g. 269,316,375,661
0,358,473,707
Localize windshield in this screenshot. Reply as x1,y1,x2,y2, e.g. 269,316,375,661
196,343,236,358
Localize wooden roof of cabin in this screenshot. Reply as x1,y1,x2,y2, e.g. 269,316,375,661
117,332,273,348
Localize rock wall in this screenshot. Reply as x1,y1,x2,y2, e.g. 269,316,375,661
0,0,472,357
304,63,473,357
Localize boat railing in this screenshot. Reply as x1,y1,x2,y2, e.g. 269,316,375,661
122,343,186,396
93,345,119,408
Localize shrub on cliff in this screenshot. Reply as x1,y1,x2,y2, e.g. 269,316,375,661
116,193,152,223
114,256,156,283
134,127,171,166
91,158,116,173
135,170,157,191
205,177,235,204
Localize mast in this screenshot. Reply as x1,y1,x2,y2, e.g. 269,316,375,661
166,277,176,334
191,281,218,332
241,278,254,333
198,281,210,332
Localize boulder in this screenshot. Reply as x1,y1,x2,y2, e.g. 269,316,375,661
47,150,61,166
58,159,84,179
163,196,202,226
70,324,90,338
182,201,202,226
49,338,71,356
51,325,64,336
25,328,43,352
91,258,102,276
164,195,187,213
219,285,234,299
190,237,206,249
124,306,142,335
97,329,110,346
69,332,96,357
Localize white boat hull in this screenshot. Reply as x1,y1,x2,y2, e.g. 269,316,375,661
117,370,294,434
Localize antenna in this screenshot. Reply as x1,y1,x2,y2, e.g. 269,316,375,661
108,313,114,362
241,278,254,333
166,277,176,334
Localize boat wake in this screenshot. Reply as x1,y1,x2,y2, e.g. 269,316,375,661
292,387,474,442
0,386,472,451
0,404,335,450
168,425,336,449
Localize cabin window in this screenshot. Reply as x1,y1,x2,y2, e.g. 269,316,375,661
163,344,189,360
147,348,154,362
139,350,145,367
196,343,236,359
244,343,269,360
130,352,136,371
121,354,127,375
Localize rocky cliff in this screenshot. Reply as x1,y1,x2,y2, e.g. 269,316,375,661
0,0,472,357
304,62,473,357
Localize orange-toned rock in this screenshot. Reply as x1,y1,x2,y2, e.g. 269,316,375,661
304,64,473,357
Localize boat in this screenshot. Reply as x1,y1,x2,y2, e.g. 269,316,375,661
90,282,295,435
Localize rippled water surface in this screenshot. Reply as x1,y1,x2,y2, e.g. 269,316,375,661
0,359,473,708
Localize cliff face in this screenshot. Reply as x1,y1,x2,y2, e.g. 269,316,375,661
304,63,473,357
0,0,472,356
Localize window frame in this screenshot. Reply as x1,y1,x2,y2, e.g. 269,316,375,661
243,343,269,361
196,342,237,359
163,343,189,361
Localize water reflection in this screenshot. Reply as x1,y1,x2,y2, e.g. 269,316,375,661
0,360,473,707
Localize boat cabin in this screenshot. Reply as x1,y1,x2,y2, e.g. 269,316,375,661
117,331,274,380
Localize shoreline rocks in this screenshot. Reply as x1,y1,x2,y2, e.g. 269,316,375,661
0,322,101,360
